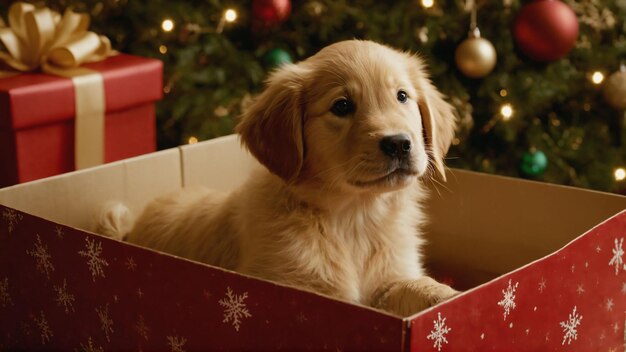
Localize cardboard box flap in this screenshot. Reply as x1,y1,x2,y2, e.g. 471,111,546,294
0,148,181,230
424,169,626,289
180,134,259,189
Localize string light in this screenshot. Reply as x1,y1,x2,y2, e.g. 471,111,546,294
188,136,198,144
159,45,167,54
615,167,626,181
500,103,513,120
224,9,238,23
216,8,238,33
591,71,604,85
161,19,174,32
499,89,508,97
421,0,434,8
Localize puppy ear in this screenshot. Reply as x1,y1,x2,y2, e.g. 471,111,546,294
236,63,308,183
410,58,457,181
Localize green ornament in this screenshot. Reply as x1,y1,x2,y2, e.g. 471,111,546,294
263,48,293,68
520,150,548,176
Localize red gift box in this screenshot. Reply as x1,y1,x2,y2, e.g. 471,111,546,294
1,135,625,350
0,54,163,187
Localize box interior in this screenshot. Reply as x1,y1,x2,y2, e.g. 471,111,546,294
422,168,626,289
1,134,625,291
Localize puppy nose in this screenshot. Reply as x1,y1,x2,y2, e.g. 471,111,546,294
379,134,412,158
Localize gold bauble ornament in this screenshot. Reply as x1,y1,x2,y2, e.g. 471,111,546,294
603,65,626,111
455,28,497,79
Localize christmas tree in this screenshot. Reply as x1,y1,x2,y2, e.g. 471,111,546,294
3,0,626,192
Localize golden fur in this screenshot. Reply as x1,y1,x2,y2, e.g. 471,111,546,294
96,40,458,316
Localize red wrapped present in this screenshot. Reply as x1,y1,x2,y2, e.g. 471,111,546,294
0,134,625,351
0,54,163,187
0,2,163,187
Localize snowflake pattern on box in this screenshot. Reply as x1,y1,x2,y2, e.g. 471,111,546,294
125,257,137,271
538,277,546,293
560,306,583,345
78,337,104,352
33,311,53,345
0,277,13,308
134,314,150,341
426,312,451,351
54,226,64,239
167,335,187,352
609,238,624,275
78,238,109,282
2,208,23,233
95,304,114,342
605,298,614,311
497,279,519,321
218,287,252,332
27,234,55,279
53,279,75,314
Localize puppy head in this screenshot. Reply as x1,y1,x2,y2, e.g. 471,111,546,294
237,40,456,192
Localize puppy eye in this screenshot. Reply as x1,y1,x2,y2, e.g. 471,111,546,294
397,90,408,104
331,98,354,117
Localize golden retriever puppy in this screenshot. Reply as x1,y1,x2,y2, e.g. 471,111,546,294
97,40,458,316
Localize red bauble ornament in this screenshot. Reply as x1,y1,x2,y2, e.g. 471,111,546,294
252,0,291,26
513,0,579,62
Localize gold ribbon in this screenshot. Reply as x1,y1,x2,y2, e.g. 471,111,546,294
0,2,115,169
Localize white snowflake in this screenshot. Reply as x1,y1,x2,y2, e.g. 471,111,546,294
0,277,13,308
426,312,451,351
78,337,103,352
167,335,188,352
2,208,23,233
27,234,55,279
95,304,114,342
218,287,252,332
497,279,519,321
78,238,109,282
609,238,624,275
606,298,614,311
560,306,583,345
33,311,53,345
54,279,75,314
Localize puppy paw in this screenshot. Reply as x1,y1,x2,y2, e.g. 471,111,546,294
415,276,459,307
379,277,460,316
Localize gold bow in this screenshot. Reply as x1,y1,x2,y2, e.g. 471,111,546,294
0,2,113,72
